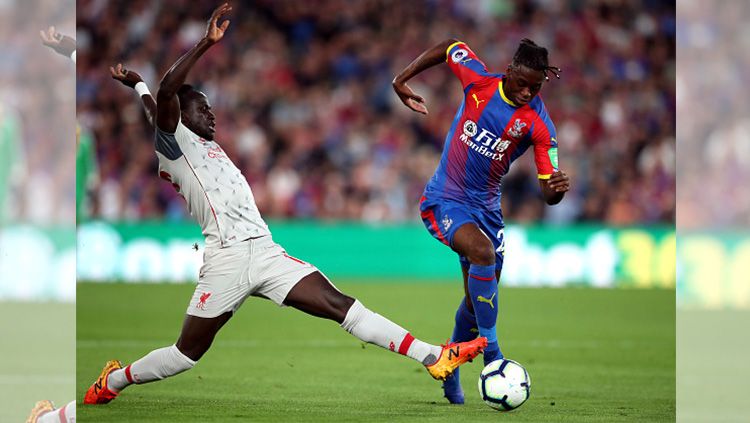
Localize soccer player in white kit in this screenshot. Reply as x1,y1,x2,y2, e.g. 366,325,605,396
84,3,487,406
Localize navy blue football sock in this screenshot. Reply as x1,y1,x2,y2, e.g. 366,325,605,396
467,264,502,365
451,297,477,343
442,298,477,404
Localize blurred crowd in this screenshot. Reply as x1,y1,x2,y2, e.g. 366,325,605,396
76,0,675,225
0,0,76,225
677,0,750,229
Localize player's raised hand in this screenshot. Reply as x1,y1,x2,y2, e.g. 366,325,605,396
40,26,76,56
205,3,232,44
392,81,428,115
547,170,570,193
110,63,143,88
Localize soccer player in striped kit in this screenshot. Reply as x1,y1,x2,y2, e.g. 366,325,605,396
393,38,571,404
83,4,486,406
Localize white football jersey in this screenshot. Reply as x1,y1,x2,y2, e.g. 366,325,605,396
155,120,270,248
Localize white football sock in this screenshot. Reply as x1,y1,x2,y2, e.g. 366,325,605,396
340,300,441,364
37,400,75,423
108,344,195,392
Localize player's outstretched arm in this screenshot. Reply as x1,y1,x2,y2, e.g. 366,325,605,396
110,64,156,127
156,2,231,133
40,26,76,62
539,170,570,205
392,38,458,115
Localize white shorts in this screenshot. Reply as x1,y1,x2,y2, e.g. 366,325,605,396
186,236,318,318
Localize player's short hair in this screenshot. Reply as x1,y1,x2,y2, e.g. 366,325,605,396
177,84,202,107
511,38,561,81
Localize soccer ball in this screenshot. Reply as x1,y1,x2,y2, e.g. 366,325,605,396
477,359,531,411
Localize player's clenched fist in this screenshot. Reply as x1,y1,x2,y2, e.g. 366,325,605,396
546,170,570,193
109,63,143,88
205,3,232,44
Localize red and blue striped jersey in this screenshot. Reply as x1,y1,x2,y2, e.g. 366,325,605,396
424,41,559,210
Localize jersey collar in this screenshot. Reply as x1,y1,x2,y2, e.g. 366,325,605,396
498,79,518,108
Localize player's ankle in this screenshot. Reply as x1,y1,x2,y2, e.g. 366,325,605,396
422,353,438,366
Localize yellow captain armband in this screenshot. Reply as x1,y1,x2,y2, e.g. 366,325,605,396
445,41,464,62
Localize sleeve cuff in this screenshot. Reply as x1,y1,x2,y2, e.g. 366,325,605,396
537,174,552,180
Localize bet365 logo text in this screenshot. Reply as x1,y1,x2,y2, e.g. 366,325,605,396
461,119,523,161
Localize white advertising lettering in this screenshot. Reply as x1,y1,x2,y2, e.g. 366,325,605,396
459,120,515,161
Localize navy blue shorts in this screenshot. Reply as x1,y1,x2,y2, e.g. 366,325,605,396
419,195,505,272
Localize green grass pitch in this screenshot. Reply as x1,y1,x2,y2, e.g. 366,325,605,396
0,302,75,422
77,282,674,422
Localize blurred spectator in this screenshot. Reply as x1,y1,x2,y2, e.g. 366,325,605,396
76,0,675,225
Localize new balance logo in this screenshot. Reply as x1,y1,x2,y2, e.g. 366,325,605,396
197,292,211,310
448,346,460,360
472,93,485,108
477,293,496,309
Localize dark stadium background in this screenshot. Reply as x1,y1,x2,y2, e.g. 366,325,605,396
76,0,675,225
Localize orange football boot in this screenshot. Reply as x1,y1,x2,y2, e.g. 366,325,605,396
83,360,123,404
425,337,488,380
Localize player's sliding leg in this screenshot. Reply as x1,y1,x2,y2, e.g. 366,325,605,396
282,271,487,380
27,400,75,423
441,294,478,404
282,272,440,365
84,312,232,404
452,224,503,365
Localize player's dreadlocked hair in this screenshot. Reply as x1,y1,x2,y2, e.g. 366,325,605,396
511,38,561,81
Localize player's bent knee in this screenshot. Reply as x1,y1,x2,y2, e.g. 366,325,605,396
467,243,496,266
